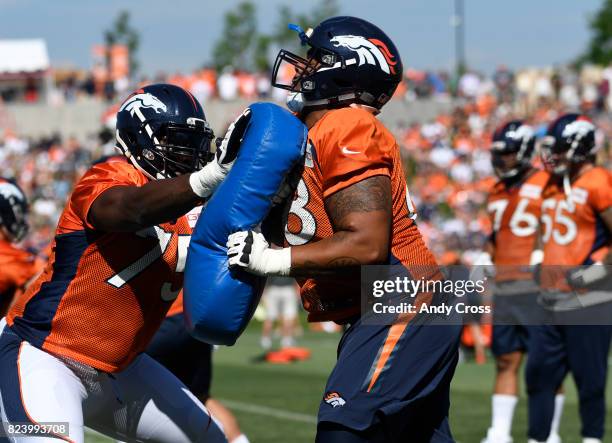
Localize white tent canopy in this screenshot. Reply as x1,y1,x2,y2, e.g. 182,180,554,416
0,39,49,74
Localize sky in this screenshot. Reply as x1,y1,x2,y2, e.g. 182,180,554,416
0,0,604,75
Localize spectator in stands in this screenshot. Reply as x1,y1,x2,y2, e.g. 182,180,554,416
217,67,239,101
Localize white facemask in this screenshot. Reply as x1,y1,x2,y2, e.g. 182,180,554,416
286,92,305,114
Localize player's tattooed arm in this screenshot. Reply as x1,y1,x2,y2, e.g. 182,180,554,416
89,174,202,232
290,175,392,276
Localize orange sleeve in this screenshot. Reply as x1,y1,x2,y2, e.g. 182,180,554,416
315,108,393,198
588,169,612,213
0,250,38,293
69,161,146,230
4,261,35,289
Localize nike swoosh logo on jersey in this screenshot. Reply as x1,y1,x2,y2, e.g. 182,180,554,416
341,147,360,155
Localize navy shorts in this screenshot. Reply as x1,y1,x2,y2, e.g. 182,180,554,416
146,313,213,398
491,324,529,356
318,315,461,442
491,292,543,356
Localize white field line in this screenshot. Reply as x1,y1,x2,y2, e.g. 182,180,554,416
219,398,317,424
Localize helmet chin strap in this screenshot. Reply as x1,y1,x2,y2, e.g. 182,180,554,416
560,143,578,212
286,92,366,114
563,171,575,212
286,92,305,114
115,129,157,180
349,103,380,115
499,168,519,179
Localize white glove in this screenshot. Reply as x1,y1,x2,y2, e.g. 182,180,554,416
189,108,251,198
469,251,496,282
529,249,544,266
227,230,291,276
566,262,610,289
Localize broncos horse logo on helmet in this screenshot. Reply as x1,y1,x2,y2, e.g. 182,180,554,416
271,16,403,114
115,84,215,180
119,92,168,116
330,35,398,75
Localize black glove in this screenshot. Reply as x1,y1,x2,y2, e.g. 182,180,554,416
215,108,252,166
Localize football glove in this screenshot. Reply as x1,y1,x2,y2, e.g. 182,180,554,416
227,230,291,276
189,108,252,198
529,249,544,266
566,262,610,289
469,251,495,283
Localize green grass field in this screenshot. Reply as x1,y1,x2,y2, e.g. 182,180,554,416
86,322,612,443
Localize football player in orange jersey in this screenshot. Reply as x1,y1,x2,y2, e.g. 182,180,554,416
0,83,252,443
0,179,43,317
525,114,612,443
227,16,461,442
480,122,564,443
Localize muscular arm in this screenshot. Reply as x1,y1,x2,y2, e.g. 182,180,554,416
289,175,392,276
89,174,201,232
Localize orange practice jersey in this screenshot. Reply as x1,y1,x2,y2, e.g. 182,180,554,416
0,241,43,317
284,107,438,323
541,166,611,267
8,158,197,373
487,170,549,281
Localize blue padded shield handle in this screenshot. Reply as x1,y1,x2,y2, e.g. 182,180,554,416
184,102,307,344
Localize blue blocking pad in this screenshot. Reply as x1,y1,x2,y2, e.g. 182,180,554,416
184,102,307,345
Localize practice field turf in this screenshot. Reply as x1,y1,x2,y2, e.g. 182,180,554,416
86,322,612,443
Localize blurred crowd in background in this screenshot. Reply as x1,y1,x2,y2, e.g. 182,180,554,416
5,62,612,110
1,63,611,265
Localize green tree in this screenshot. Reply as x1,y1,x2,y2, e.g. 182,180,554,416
254,35,273,71
210,0,339,71
580,0,612,65
104,10,140,76
212,1,258,71
273,0,339,53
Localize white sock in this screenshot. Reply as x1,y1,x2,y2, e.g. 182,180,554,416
582,439,601,443
230,435,250,443
281,336,295,348
491,394,518,438
260,336,272,350
550,394,565,436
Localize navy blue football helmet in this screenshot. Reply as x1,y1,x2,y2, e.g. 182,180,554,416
271,16,403,113
540,113,596,175
115,83,214,179
490,120,535,180
0,179,28,242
